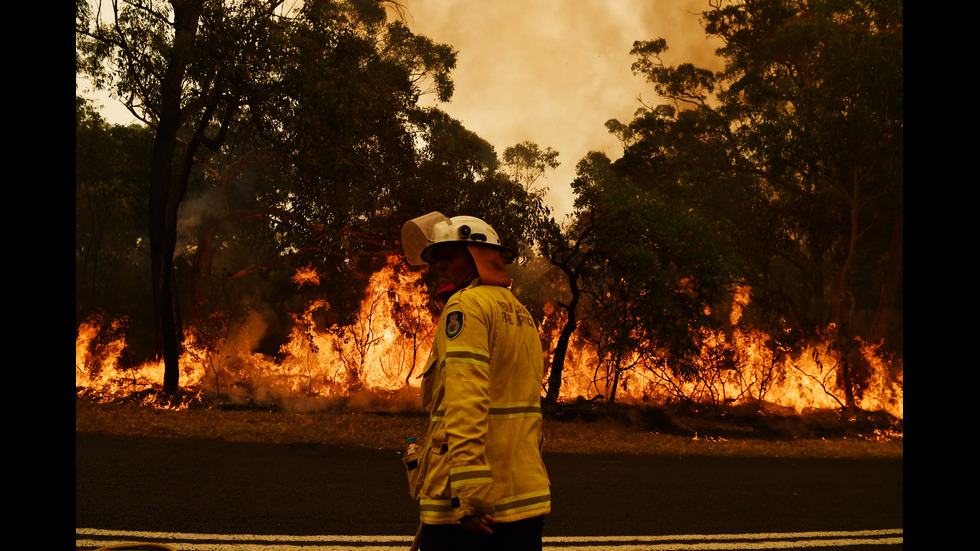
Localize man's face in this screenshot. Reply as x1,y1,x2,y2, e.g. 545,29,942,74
433,243,479,288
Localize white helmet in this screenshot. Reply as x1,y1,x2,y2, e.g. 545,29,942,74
401,212,516,266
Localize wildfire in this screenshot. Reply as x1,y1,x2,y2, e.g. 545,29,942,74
76,257,903,421
75,317,208,409
539,286,903,420
76,257,436,411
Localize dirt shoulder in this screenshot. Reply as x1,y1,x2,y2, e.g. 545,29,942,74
75,396,902,459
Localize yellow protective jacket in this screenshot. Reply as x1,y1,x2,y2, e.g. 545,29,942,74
407,279,551,525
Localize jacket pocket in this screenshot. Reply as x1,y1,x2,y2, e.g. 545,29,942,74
420,440,451,499
403,447,424,500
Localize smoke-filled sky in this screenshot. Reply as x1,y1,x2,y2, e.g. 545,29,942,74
398,0,724,219
84,0,723,220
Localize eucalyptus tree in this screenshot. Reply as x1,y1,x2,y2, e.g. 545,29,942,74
538,150,733,403
536,152,607,402
77,0,459,395
502,140,560,195
587,165,733,403
613,0,903,407
78,0,288,394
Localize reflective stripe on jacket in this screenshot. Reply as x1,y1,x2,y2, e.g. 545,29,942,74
412,279,551,524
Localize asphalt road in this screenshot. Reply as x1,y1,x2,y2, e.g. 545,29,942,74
75,432,903,549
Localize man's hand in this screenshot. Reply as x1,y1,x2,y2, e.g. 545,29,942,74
459,514,495,535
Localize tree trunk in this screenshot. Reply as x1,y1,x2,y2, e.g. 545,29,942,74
546,306,577,402
830,167,863,409
149,0,204,396
545,267,581,403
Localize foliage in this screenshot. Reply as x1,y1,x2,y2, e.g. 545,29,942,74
76,99,156,349
502,140,560,193
76,0,553,390
595,0,903,407
537,147,735,403
537,0,901,406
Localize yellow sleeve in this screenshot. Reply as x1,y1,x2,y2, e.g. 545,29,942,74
441,294,494,519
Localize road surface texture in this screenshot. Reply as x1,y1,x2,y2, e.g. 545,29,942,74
76,432,902,550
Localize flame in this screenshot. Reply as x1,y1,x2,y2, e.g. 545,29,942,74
290,263,320,287
75,316,207,409
76,256,435,410
537,286,903,420
76,258,902,420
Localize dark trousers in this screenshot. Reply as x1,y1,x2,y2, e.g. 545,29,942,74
419,515,545,551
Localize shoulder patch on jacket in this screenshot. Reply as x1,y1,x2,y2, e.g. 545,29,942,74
445,311,464,339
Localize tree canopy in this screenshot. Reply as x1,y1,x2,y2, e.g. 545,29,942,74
77,0,549,393
574,0,903,406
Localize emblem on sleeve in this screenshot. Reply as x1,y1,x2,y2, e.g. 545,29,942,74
445,311,464,339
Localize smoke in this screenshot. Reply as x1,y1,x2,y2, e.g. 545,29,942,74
176,190,214,253
399,0,725,219
84,1,724,221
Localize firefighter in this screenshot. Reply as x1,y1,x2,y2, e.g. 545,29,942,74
401,212,551,551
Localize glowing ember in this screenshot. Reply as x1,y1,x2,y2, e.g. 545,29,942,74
290,263,320,287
